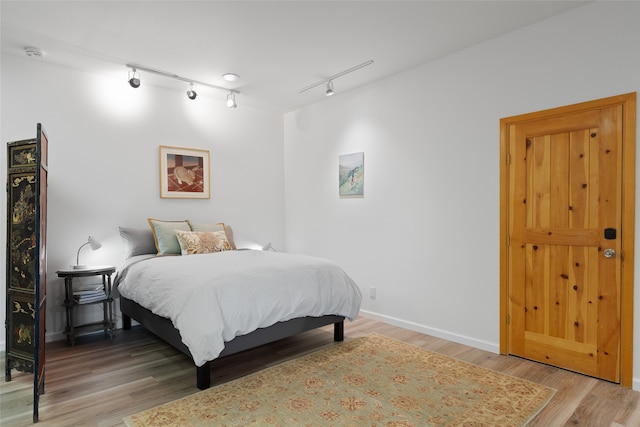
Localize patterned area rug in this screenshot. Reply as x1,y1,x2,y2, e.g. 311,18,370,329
124,334,555,426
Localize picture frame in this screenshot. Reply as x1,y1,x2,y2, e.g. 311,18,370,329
159,145,210,199
339,152,364,197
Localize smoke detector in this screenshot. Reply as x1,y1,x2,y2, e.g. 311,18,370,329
25,47,45,58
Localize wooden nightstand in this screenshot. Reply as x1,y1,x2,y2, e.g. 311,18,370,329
56,265,116,345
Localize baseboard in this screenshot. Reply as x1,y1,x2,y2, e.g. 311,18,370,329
45,331,67,343
358,309,499,354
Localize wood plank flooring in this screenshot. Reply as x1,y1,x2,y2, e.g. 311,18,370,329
1,316,639,426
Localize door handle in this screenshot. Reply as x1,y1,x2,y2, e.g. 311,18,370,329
603,248,616,259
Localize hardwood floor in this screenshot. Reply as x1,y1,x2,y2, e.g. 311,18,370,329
1,316,639,426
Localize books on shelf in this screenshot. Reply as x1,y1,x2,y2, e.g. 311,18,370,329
72,283,107,304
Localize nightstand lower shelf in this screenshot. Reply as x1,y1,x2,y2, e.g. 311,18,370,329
62,300,115,345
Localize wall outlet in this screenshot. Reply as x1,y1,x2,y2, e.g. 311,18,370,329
369,286,376,299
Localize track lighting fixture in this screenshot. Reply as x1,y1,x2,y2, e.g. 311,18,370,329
226,91,237,108
325,81,334,97
299,60,374,97
186,83,197,100
128,68,141,88
125,64,239,107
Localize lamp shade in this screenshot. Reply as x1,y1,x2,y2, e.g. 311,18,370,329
88,236,102,251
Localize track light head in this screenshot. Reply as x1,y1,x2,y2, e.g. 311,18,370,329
129,77,140,88
226,92,237,108
186,83,197,100
325,81,334,97
128,68,141,88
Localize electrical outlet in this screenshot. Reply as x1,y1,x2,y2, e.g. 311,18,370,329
369,286,376,299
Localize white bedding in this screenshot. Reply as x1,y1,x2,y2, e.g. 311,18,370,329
116,250,362,366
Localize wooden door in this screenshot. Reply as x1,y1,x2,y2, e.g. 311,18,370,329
500,94,636,386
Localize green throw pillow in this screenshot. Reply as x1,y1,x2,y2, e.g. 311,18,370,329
148,218,191,255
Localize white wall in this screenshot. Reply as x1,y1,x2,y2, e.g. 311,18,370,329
1,55,285,340
284,2,640,387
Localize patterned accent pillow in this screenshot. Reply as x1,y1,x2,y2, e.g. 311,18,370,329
175,230,233,255
187,221,237,250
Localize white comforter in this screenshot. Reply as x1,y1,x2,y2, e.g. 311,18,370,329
116,250,362,366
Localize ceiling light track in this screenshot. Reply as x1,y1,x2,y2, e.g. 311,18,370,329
299,60,374,94
125,63,239,96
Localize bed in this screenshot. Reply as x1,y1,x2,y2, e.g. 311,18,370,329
115,222,362,390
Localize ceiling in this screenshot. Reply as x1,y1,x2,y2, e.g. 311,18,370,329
1,1,588,113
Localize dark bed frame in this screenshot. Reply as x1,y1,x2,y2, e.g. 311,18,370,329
120,296,345,389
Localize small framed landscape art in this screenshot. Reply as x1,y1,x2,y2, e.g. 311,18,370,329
159,145,210,199
339,152,364,197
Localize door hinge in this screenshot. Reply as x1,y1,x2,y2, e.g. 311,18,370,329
507,154,511,165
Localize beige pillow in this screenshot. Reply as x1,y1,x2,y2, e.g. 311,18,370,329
175,230,233,255
187,221,237,250
147,218,190,255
